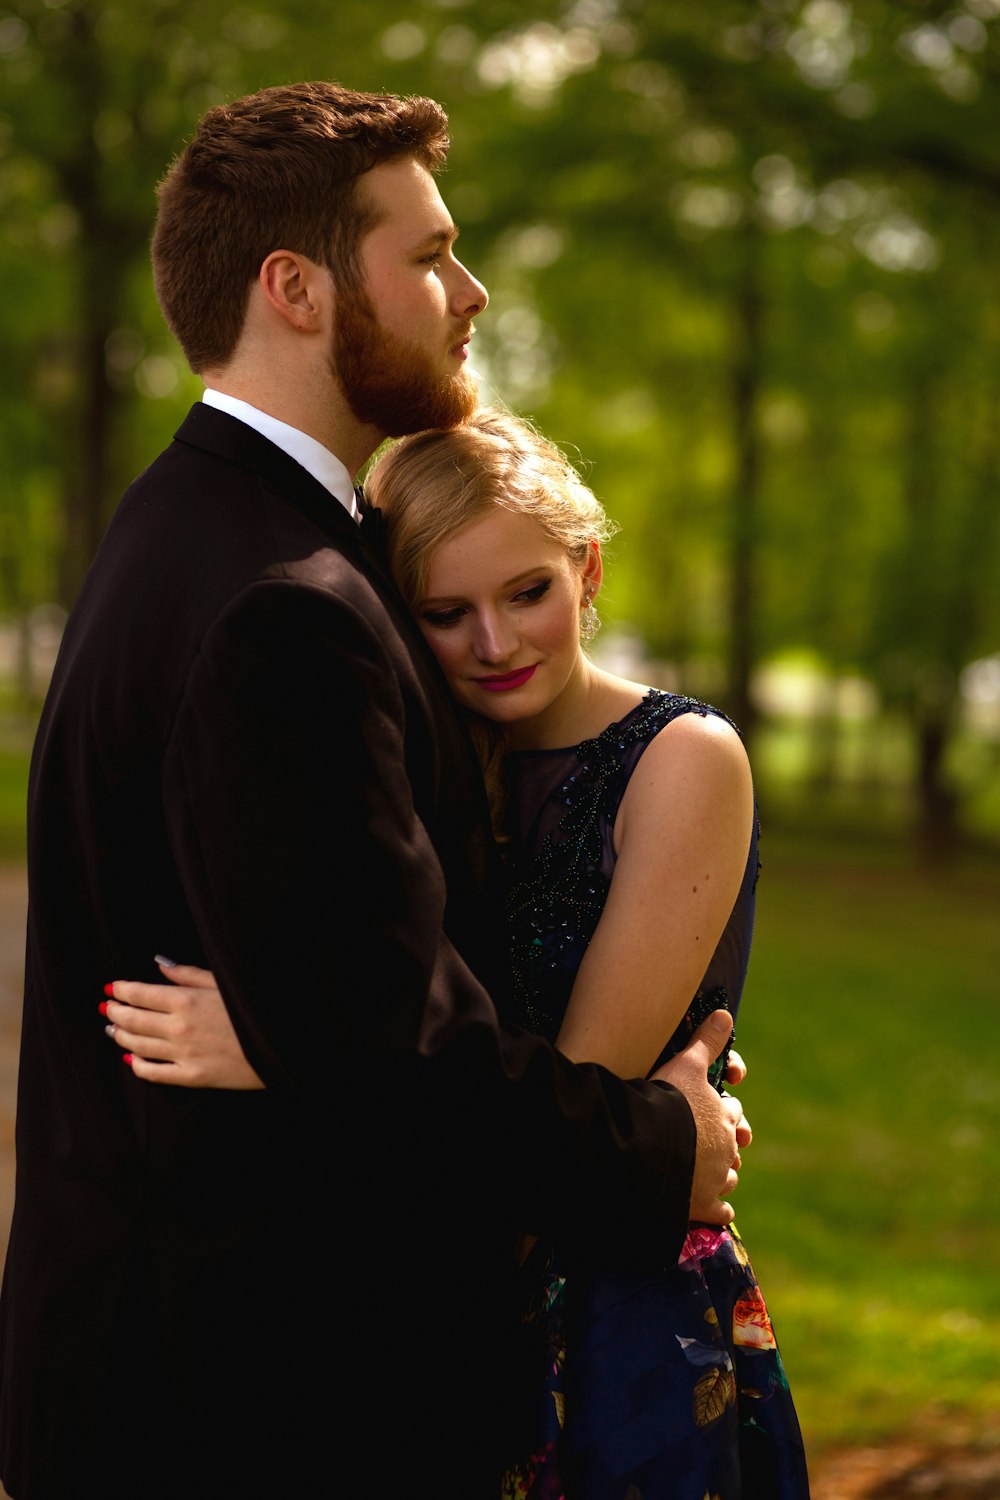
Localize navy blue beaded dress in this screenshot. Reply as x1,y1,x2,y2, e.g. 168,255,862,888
501,690,809,1500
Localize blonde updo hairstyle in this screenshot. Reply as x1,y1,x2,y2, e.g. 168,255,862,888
365,407,616,612
365,408,617,832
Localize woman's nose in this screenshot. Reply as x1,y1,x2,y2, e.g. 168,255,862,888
472,613,514,664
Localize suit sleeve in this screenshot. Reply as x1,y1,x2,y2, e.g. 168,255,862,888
163,579,696,1268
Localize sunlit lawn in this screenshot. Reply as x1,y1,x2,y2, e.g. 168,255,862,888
734,822,1000,1456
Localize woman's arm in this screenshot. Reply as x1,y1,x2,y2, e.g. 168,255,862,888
554,711,754,1080
103,965,748,1097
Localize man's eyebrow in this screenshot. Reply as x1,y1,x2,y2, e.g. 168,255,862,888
412,224,459,253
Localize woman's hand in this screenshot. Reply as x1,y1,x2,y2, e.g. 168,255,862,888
101,961,265,1089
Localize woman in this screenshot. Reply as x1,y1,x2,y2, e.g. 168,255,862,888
103,409,809,1498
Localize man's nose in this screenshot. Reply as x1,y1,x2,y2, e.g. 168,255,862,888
451,257,488,318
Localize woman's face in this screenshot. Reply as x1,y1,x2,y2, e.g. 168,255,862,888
414,505,600,745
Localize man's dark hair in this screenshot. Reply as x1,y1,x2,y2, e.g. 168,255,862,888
152,81,450,372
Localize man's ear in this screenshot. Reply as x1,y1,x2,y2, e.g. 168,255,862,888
258,251,329,332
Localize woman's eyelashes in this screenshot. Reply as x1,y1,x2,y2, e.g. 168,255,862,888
421,605,466,628
420,577,553,630
512,578,552,605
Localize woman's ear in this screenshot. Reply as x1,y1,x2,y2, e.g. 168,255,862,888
579,541,604,644
581,539,603,601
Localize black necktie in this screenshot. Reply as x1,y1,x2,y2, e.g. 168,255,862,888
356,486,388,563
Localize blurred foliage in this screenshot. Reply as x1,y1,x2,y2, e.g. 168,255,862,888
2,0,1000,842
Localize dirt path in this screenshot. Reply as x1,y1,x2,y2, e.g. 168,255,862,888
0,867,24,1500
0,868,996,1497
0,865,24,1270
810,1436,1000,1498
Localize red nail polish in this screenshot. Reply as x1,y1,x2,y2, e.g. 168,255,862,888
103,983,115,998
122,1053,133,1068
98,1001,109,1017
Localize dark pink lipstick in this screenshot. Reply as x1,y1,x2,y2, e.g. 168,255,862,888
474,665,537,692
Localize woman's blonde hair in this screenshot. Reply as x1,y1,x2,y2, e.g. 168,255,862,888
365,408,617,832
365,407,616,609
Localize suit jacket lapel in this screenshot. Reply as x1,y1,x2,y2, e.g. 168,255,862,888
174,402,363,553
171,402,463,724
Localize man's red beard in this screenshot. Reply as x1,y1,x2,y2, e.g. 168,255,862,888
332,285,478,437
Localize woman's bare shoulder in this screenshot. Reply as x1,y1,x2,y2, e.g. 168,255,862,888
640,701,749,775
617,702,752,842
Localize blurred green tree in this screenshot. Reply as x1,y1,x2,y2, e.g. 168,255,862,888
2,0,999,839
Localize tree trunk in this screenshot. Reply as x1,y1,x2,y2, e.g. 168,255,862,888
915,708,959,855
50,6,129,607
59,323,116,606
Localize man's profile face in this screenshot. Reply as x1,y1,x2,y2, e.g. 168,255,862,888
331,157,488,436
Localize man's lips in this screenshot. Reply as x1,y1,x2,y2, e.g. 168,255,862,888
451,327,473,359
473,665,537,691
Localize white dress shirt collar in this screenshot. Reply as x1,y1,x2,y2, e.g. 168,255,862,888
202,389,359,523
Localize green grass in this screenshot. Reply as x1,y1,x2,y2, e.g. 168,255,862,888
734,828,1000,1454
0,739,29,859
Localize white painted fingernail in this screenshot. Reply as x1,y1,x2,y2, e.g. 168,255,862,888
154,954,177,968
104,1024,116,1038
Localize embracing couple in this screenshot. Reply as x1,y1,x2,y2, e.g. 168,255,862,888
0,83,809,1499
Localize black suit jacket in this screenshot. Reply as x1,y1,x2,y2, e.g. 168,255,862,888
0,404,696,1499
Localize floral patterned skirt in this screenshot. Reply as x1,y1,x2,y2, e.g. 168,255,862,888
502,1225,810,1500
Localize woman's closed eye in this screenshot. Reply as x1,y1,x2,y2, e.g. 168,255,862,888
420,604,467,629
511,578,552,606
420,579,551,630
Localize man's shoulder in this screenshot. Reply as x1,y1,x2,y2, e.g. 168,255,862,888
115,411,360,571
69,412,394,689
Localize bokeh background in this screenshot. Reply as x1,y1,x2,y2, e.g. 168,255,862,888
1,0,999,1487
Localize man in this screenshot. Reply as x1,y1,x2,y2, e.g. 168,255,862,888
0,83,742,1498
